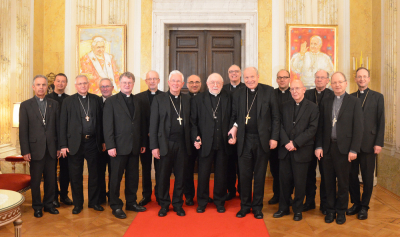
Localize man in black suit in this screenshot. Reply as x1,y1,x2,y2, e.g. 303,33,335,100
20,75,60,217
136,70,164,206
97,78,114,204
183,74,201,206
223,64,245,201
191,73,231,213
228,67,280,219
103,72,147,219
150,70,192,217
269,69,293,205
303,69,334,214
315,72,363,224
347,67,385,220
45,73,73,207
60,75,105,214
273,80,319,221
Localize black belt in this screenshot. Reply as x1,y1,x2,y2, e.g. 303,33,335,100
82,134,94,140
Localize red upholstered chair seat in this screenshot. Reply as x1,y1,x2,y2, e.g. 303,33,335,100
0,173,31,192
5,156,25,162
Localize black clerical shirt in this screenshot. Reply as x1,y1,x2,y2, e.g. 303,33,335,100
168,91,184,142
46,91,69,107
121,92,135,118
78,94,95,136
245,87,258,134
357,88,369,110
210,92,223,150
147,90,160,106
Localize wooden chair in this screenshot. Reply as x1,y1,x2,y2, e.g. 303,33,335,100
0,156,30,194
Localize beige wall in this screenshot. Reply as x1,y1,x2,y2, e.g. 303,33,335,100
140,0,152,92
258,0,273,85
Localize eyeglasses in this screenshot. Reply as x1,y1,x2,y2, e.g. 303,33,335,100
331,80,346,85
277,76,290,80
76,82,88,86
228,70,240,74
290,87,303,92
100,85,112,89
188,81,201,85
121,81,134,85
356,76,369,79
208,81,222,86
146,78,159,81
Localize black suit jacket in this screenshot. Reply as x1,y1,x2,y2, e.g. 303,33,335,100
103,92,146,156
230,83,280,156
350,89,385,153
223,82,245,95
19,97,60,160
279,99,319,162
190,90,231,157
274,88,293,108
315,93,364,155
149,92,192,156
59,93,104,155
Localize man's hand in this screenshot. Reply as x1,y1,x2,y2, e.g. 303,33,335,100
300,41,309,56
315,149,323,160
61,148,69,158
269,140,278,149
108,148,117,157
374,145,382,154
102,143,106,152
228,126,238,145
23,153,31,161
57,150,61,159
285,141,295,151
194,136,202,150
152,149,161,159
140,147,146,153
348,152,357,162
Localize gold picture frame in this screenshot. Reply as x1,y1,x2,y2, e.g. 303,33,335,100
77,25,126,95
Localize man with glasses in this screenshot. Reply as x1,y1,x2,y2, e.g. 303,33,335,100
303,69,334,214
223,64,245,201
347,67,385,220
103,72,147,219
97,78,114,204
187,75,202,96
60,75,105,214
136,70,164,206
315,72,363,224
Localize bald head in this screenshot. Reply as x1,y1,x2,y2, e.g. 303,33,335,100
187,75,201,93
290,80,306,103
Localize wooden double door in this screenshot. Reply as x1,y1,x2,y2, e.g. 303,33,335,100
169,30,241,92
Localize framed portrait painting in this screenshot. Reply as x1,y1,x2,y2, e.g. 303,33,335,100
287,24,338,88
77,25,126,95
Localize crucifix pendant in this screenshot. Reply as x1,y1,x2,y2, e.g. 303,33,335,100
177,116,182,125
332,117,337,127
245,115,251,125
85,116,90,122
43,119,46,125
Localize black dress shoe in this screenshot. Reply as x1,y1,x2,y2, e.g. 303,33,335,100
226,192,236,201
358,208,368,220
89,204,104,211
139,197,151,206
303,202,316,212
346,204,361,215
216,206,226,213
112,209,127,219
44,207,59,214
60,196,73,205
208,197,213,203
52,199,60,208
34,209,43,218
236,209,251,218
253,210,263,219
325,213,335,223
173,207,186,216
72,206,83,214
197,206,206,213
185,198,194,206
293,212,302,221
126,203,146,212
336,214,346,224
273,210,290,218
268,195,279,205
158,207,168,217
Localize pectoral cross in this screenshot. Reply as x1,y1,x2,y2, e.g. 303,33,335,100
85,116,90,122
332,117,337,127
177,116,183,125
245,115,251,125
43,119,46,125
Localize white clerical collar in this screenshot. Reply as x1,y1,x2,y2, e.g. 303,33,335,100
40,98,44,101
317,91,321,94
151,91,156,95
82,95,86,98
296,103,299,106
126,94,130,97
232,85,237,88
251,89,255,92
58,93,62,97
102,96,106,102
336,96,340,99
280,88,288,93
209,90,219,97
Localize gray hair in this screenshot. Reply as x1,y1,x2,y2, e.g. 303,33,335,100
168,70,184,82
120,71,135,82
99,78,113,86
33,75,48,85
75,75,89,84
244,67,259,75
91,37,106,47
206,73,223,83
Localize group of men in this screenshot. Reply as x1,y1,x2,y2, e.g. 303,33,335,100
19,64,384,225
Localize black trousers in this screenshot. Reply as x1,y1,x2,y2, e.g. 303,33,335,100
238,134,269,211
98,150,111,201
197,149,228,207
322,141,351,215
68,137,100,208
183,148,197,200
349,151,376,209
109,152,139,210
140,146,153,199
55,154,70,199
226,144,240,195
279,153,309,213
305,155,327,207
269,147,280,197
30,149,56,210
158,140,187,209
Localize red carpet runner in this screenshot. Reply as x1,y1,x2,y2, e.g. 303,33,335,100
124,180,270,237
